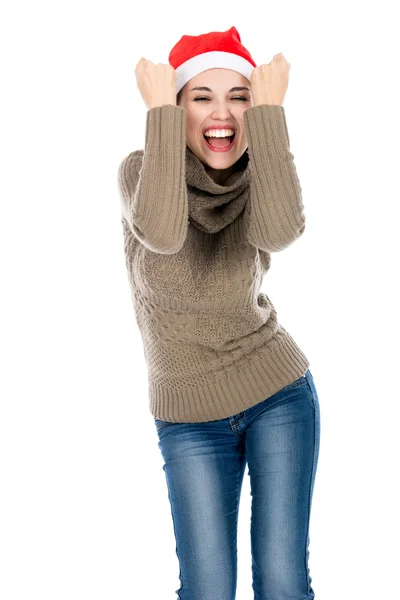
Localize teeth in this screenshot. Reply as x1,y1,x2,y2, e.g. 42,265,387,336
204,129,235,138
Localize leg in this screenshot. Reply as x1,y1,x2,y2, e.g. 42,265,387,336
245,371,320,600
154,418,247,600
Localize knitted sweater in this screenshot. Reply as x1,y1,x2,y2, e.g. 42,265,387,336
117,104,310,423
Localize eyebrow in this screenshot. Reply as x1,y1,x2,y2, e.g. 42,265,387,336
189,86,250,92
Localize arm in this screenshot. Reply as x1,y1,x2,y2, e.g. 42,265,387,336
117,105,188,254
242,104,306,253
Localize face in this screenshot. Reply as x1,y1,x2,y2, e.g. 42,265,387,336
177,69,254,184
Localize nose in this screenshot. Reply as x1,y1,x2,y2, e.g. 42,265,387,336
210,101,232,119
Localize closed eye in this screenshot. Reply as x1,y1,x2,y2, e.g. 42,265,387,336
194,97,248,102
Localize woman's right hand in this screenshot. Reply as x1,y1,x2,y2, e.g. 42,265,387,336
134,57,178,110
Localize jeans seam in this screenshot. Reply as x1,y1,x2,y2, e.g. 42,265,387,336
304,377,320,597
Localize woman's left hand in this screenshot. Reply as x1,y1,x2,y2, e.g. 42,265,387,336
250,53,291,107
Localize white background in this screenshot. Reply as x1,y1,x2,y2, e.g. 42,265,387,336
1,1,399,599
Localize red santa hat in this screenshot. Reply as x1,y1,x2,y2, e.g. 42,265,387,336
168,26,257,94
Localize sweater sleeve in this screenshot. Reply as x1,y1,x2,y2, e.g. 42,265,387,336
242,104,306,253
117,105,188,254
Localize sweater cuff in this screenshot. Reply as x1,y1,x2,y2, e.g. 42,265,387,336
145,105,186,150
243,104,290,149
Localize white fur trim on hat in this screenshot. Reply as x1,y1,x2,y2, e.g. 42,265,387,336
175,51,255,94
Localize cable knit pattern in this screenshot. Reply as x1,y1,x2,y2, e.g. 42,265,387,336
117,104,309,423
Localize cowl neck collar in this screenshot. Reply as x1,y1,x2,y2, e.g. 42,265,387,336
185,145,251,233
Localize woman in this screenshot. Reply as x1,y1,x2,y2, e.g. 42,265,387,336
118,26,321,600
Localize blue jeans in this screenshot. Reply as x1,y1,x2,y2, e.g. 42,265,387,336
154,368,320,600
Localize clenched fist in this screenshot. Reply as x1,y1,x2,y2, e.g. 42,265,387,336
250,53,291,107
134,57,178,110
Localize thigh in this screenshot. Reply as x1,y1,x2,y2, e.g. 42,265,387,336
154,419,247,600
245,372,320,600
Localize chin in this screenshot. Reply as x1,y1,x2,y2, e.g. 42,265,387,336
205,147,244,165
206,157,236,170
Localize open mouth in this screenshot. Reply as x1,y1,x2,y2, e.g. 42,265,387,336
203,133,236,151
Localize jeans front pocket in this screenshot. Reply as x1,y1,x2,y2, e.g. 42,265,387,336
277,373,308,395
